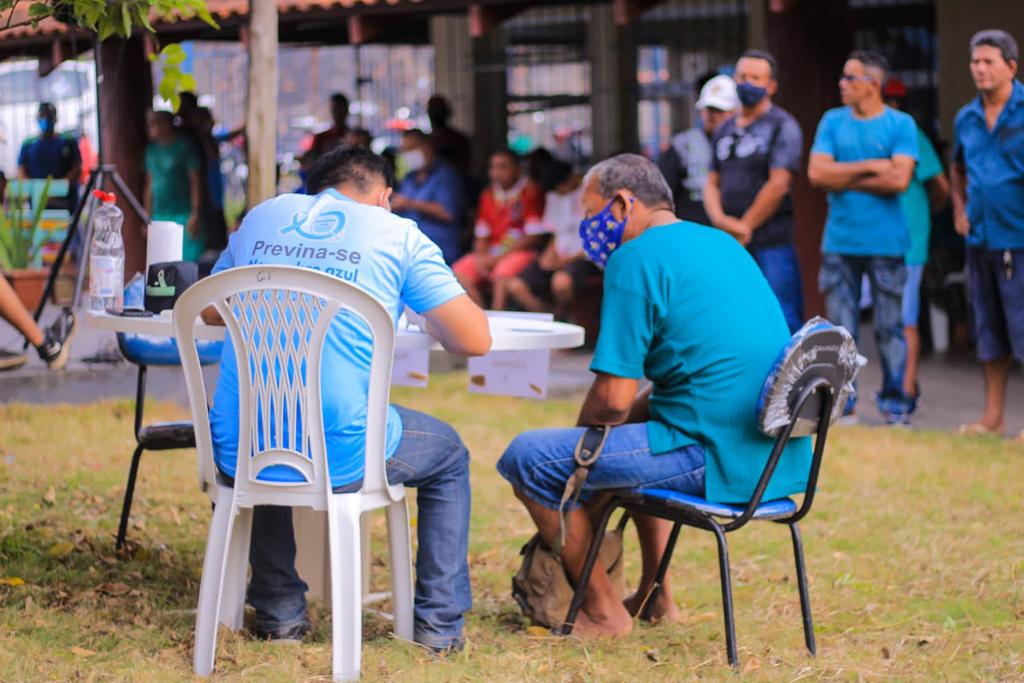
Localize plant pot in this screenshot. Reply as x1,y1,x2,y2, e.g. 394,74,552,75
4,268,48,311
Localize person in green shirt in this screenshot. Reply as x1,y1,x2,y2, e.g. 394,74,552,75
144,110,203,261
497,154,810,638
883,79,950,400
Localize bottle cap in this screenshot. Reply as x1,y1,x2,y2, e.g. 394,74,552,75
92,190,117,203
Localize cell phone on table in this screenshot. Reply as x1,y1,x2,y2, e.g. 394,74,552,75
107,307,154,318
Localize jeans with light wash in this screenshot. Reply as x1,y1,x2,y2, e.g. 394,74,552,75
751,244,806,334
818,253,913,416
497,422,705,510
247,405,472,650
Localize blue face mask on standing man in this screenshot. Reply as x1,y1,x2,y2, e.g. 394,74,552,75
736,81,768,108
579,196,633,268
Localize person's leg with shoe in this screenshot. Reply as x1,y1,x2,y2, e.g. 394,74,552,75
247,506,312,641
0,276,76,370
902,264,925,400
819,253,864,415
867,257,911,422
497,424,705,637
386,406,473,652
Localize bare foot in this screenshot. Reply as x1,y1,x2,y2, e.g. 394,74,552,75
624,588,680,623
570,603,633,638
958,420,1004,436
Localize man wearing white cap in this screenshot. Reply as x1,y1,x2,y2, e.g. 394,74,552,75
705,50,806,333
656,73,738,223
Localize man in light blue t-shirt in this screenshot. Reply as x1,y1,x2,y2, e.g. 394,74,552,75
808,50,918,423
207,147,491,650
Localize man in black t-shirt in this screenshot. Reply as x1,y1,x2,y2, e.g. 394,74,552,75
704,51,805,332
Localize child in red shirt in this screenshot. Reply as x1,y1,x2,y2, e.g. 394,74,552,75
452,149,545,306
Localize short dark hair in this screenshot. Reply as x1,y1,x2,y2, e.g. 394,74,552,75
330,93,349,106
307,146,393,195
401,128,428,143
490,147,519,164
970,29,1019,65
538,159,572,193
847,49,890,82
739,49,778,80
38,102,56,117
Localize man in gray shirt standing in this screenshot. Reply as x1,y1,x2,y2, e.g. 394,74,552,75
658,74,738,224
704,50,805,333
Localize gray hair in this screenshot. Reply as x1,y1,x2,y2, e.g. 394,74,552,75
583,153,674,211
970,29,1019,64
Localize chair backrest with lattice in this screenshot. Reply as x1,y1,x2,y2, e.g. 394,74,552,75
172,265,400,505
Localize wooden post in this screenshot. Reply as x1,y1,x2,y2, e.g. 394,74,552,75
766,0,853,317
246,0,278,205
99,37,152,277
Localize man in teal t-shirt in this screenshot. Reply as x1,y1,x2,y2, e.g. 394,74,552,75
883,79,950,401
808,50,918,423
498,154,810,638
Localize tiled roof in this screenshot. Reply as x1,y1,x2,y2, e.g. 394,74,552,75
0,0,425,43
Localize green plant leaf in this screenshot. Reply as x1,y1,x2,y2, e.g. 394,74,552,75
179,73,196,92
120,2,132,37
28,3,51,18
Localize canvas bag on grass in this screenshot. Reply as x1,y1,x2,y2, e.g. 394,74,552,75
511,425,628,629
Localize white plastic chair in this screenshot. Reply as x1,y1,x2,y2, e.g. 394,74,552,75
173,264,414,682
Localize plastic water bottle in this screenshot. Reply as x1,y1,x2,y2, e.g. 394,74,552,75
88,190,125,312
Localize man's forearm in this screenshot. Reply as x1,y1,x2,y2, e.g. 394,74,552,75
703,174,728,226
741,178,789,231
847,172,904,195
949,163,968,215
412,199,453,224
808,159,877,191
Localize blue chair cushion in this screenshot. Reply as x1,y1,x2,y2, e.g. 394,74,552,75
637,488,798,520
117,333,223,367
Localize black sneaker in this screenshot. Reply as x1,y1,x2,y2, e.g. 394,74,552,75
0,348,28,371
36,307,77,370
253,618,311,643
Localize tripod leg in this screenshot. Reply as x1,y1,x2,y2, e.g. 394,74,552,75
70,180,104,311
108,169,151,225
29,169,99,334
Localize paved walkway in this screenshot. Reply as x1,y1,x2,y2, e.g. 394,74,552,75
2,306,1022,436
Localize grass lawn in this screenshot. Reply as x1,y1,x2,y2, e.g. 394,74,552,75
1,372,1023,682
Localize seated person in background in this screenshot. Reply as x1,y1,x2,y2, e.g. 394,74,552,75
494,160,599,318
392,129,464,264
497,154,810,637
452,149,545,307
205,146,492,650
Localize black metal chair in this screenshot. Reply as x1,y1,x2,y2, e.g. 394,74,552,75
555,323,860,668
115,332,223,550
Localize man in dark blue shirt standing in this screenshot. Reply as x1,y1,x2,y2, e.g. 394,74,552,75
18,102,81,212
392,129,465,264
950,30,1024,442
704,50,805,333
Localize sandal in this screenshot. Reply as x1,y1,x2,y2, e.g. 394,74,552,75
957,422,1003,437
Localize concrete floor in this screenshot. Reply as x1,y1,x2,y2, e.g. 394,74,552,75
2,304,1022,437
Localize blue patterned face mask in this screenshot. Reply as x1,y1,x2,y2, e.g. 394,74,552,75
579,196,631,268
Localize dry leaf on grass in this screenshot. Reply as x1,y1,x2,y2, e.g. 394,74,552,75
95,582,132,597
46,542,74,558
526,625,552,637
681,611,716,625
0,577,25,586
70,646,95,657
741,657,761,673
42,486,56,507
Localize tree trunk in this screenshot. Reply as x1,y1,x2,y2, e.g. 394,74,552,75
246,0,278,206
99,37,152,278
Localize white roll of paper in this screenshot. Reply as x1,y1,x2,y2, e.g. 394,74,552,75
146,221,183,272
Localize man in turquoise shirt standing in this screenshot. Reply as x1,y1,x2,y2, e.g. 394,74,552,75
497,154,809,638
808,50,918,423
882,78,950,403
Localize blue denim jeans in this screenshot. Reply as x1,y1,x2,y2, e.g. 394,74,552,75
751,244,806,334
247,405,472,650
496,423,706,510
819,253,912,415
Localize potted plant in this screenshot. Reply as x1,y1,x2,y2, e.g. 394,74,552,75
0,178,52,311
